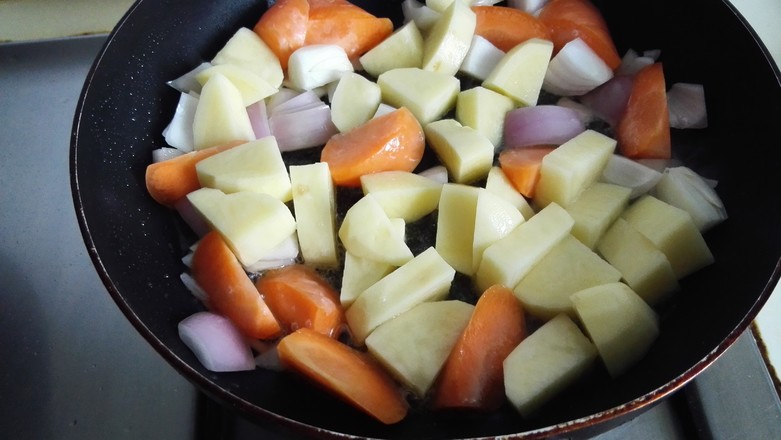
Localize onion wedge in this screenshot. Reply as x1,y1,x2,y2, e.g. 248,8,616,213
504,105,585,148
667,83,708,129
178,311,256,372
543,37,614,96
600,154,662,199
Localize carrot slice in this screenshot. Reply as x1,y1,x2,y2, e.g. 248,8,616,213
305,1,393,60
320,107,425,187
431,284,526,411
472,6,551,52
538,0,621,70
616,63,671,159
145,141,244,206
253,0,310,70
255,264,344,338
498,146,556,198
277,328,409,424
191,231,282,340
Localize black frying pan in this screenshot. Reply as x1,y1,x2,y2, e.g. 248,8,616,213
70,0,781,438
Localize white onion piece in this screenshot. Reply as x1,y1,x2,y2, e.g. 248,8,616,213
643,49,661,61
269,104,338,151
152,147,185,163
636,158,682,172
255,346,284,371
418,165,449,183
459,35,505,81
180,272,209,304
471,0,503,6
507,0,549,14
243,232,300,273
543,38,614,96
373,103,397,119
266,87,301,113
246,100,272,139
162,92,198,152
178,311,256,372
287,44,353,91
269,90,325,116
600,154,663,199
504,105,586,148
181,252,194,268
616,49,655,76
174,197,211,237
667,83,708,129
402,0,440,32
167,62,212,94
556,97,596,125
653,166,727,232
579,74,633,127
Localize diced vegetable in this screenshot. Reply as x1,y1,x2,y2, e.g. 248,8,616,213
256,264,344,337
503,104,585,148
191,231,282,339
537,0,621,70
514,234,621,319
289,163,339,267
321,107,425,187
192,74,255,150
483,37,553,106
616,63,671,159
475,202,574,292
187,188,297,268
378,67,460,125
253,0,310,71
653,166,728,232
195,136,292,201
432,285,527,411
359,20,424,78
178,311,257,372
534,129,616,208
498,146,555,198
425,119,495,184
571,282,659,377
667,82,708,129
145,140,244,206
365,300,474,398
472,5,550,52
304,0,394,61
542,37,613,96
621,195,714,279
596,218,679,305
277,328,409,424
459,35,505,81
503,314,597,417
421,0,477,76
346,247,455,345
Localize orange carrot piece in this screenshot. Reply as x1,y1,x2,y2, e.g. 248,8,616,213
431,285,526,411
253,0,310,70
277,328,409,424
191,231,282,340
304,1,393,60
320,107,425,187
472,6,551,52
538,0,621,70
498,146,556,198
145,141,244,206
255,264,345,338
616,63,671,159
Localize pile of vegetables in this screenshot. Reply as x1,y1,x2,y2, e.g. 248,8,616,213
145,0,727,426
